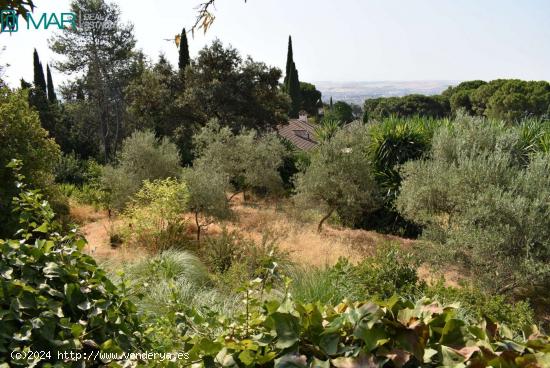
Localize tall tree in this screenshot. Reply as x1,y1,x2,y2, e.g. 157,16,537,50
284,35,301,118
50,0,137,162
46,65,57,103
33,49,46,94
284,35,293,85
178,27,190,71
287,63,301,118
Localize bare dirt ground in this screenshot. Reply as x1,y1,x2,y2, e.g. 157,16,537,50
74,195,459,284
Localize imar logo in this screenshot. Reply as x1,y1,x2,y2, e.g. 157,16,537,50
0,9,18,33
0,9,77,33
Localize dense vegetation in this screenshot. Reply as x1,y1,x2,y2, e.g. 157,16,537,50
2,0,550,365
363,80,550,122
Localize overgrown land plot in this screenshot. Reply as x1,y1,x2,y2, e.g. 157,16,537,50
1,0,550,366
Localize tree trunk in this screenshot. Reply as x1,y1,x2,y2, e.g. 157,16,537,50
195,211,201,244
318,208,335,233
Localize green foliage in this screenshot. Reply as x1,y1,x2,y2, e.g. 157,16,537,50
0,86,61,237
299,82,322,117
294,122,380,231
54,152,101,185
176,279,550,368
314,119,341,142
363,94,450,121
445,79,550,121
325,101,354,124
123,178,189,251
396,115,550,297
424,281,535,333
284,36,301,118
194,120,287,197
178,27,191,70
182,164,231,243
0,161,147,366
102,130,181,210
182,40,289,131
51,0,138,161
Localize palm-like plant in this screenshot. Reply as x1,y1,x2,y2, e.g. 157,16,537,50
314,118,341,142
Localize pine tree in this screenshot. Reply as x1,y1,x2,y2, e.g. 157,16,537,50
33,49,47,94
46,65,57,103
178,27,190,70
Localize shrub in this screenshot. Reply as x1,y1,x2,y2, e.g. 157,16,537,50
123,178,189,251
176,280,550,368
293,122,380,231
0,161,147,366
182,164,232,243
193,120,287,199
396,116,550,297
102,130,181,210
0,87,61,237
424,281,535,333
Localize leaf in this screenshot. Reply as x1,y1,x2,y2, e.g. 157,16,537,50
354,323,388,352
238,350,255,366
319,333,340,355
271,312,300,349
274,354,307,368
77,300,92,311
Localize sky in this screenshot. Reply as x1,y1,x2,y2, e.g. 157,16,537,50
1,0,550,88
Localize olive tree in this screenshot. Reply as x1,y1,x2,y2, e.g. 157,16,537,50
194,120,287,200
293,122,380,232
396,116,550,296
182,165,231,243
102,130,181,210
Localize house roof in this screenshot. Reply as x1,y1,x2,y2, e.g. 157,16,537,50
277,119,318,151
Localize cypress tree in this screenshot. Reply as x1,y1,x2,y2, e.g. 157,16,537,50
33,49,47,94
284,36,302,118
287,63,301,118
178,27,190,70
46,65,57,103
329,97,333,110
284,35,293,86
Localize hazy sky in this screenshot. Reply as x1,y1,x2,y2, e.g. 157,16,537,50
2,0,550,88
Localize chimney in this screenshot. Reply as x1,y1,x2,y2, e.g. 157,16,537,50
298,110,308,122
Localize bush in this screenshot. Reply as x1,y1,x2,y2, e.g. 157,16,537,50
0,87,61,237
396,115,550,297
424,281,535,333
55,152,102,185
0,161,147,366
293,122,380,231
176,280,550,368
193,120,287,198
123,178,189,251
102,130,181,210
182,164,232,243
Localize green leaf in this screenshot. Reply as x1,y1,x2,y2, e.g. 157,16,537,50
271,312,300,349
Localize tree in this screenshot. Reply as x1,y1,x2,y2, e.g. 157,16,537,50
0,86,60,237
193,120,287,199
50,0,138,162
32,49,46,94
182,165,231,243
284,36,301,118
102,130,181,210
396,116,550,297
46,65,57,103
325,100,354,124
182,40,289,132
299,82,322,117
294,122,380,232
363,94,450,121
178,27,190,71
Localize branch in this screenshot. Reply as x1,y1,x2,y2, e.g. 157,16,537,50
190,0,248,35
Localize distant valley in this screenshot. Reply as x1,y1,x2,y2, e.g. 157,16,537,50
316,80,460,105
